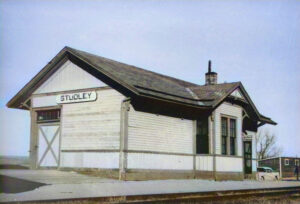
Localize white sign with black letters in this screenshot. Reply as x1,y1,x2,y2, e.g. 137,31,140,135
56,91,97,104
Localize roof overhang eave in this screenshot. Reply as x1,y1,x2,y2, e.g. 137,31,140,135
138,92,213,110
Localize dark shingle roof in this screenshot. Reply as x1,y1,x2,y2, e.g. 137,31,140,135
67,47,240,107
7,46,276,125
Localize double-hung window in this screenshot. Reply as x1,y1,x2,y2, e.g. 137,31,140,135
221,116,237,155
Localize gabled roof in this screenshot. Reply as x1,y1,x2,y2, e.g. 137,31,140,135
7,46,276,125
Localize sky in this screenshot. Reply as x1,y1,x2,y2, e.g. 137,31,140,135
0,0,299,157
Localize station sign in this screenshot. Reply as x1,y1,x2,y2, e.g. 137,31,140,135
56,91,97,104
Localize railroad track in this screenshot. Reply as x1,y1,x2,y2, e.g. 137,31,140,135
5,186,300,204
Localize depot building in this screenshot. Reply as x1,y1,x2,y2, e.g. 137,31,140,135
7,47,276,180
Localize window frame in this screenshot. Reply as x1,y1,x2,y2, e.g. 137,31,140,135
36,109,61,123
221,115,237,156
196,117,209,154
285,159,289,166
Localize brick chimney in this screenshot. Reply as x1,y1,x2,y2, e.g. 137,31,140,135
205,60,218,85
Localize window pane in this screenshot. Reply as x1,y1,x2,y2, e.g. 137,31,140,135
221,117,227,137
222,136,227,155
229,119,236,155
221,117,228,155
196,118,209,154
37,109,60,122
230,137,235,155
230,119,236,137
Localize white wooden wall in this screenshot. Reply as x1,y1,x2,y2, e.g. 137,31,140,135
195,155,213,171
61,89,124,150
31,59,125,169
32,89,124,150
60,152,119,169
230,88,245,100
127,153,193,170
214,102,243,156
128,107,193,154
32,95,57,108
34,60,106,94
216,156,243,172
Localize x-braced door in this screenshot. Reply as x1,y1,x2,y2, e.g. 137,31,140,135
38,124,60,167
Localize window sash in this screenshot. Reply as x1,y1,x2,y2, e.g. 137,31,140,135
230,137,235,155
221,117,228,137
230,119,236,138
221,116,236,155
37,109,60,123
222,136,227,155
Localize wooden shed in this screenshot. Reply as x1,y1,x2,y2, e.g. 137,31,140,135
259,157,299,179
7,47,276,180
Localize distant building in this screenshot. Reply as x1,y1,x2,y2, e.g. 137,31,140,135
258,157,300,178
7,47,276,181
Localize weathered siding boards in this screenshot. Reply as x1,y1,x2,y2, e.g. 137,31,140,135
61,89,125,151
214,102,243,156
128,106,193,154
34,60,106,94
127,153,193,170
60,152,119,169
216,156,243,172
32,95,57,108
195,155,213,171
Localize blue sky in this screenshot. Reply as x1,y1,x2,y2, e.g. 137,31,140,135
0,0,299,156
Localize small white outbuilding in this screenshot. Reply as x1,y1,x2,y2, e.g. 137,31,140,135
7,47,276,180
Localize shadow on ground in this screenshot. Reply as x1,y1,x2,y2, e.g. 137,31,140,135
0,164,29,169
0,175,47,194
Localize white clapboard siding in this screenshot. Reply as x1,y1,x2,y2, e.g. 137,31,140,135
127,153,193,170
128,107,193,154
61,89,124,150
230,89,245,100
252,160,257,172
32,95,57,108
195,155,213,171
34,60,106,94
60,152,119,169
216,156,243,172
214,102,243,155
